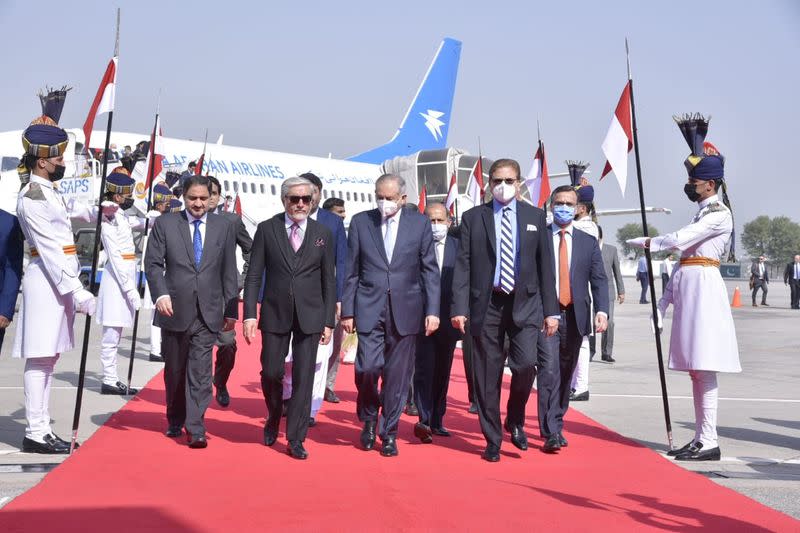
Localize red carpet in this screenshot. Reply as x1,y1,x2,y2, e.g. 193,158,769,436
1,324,796,532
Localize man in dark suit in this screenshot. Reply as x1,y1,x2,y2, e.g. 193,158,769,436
412,202,461,442
538,185,609,453
451,159,559,462
784,255,800,309
341,174,440,457
0,208,23,352
145,175,239,449
598,226,624,363
243,177,335,460
751,255,769,306
206,176,252,407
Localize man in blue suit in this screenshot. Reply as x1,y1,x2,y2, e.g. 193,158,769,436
412,202,461,442
0,208,24,352
342,174,440,457
538,185,609,453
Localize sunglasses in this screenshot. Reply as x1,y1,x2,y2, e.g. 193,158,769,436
288,195,313,205
490,178,518,186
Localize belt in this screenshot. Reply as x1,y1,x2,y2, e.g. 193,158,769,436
30,245,77,258
679,257,720,268
121,253,136,260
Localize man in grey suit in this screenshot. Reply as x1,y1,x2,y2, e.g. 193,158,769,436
146,175,239,449
207,176,253,408
598,226,624,363
341,174,440,458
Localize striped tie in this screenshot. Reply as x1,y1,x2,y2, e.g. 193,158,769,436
499,207,515,293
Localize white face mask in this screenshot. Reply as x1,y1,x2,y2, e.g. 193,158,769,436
491,182,516,204
376,199,400,218
431,223,448,241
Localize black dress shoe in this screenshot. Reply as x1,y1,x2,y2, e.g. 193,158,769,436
215,386,230,407
324,388,340,403
601,356,616,363
263,426,278,447
22,434,70,454
569,390,589,402
557,432,568,447
286,441,308,460
504,420,528,451
674,445,721,462
51,433,79,450
188,435,208,449
468,402,478,414
380,437,398,457
308,417,316,427
431,427,451,437
149,353,165,363
414,422,433,444
165,425,183,438
101,381,138,395
542,435,562,453
666,440,699,457
482,444,500,462
405,403,419,416
360,421,376,450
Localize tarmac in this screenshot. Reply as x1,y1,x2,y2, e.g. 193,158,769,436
0,278,797,520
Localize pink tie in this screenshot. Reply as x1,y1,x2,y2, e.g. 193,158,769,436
290,223,302,252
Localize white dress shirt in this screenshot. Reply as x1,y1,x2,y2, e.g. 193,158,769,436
435,236,446,273
284,214,308,239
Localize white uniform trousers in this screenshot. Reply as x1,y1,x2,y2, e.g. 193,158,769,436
24,355,59,442
150,323,162,357
101,326,122,386
689,370,718,448
571,335,591,394
283,340,333,417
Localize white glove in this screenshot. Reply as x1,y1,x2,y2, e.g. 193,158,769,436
101,201,119,217
72,289,97,316
650,309,663,334
626,237,649,249
125,288,142,311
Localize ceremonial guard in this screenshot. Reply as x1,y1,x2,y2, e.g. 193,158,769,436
144,183,173,362
567,162,598,402
628,114,740,461
13,93,96,453
94,168,142,394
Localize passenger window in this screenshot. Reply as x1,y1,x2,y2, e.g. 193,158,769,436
270,185,276,195
242,182,248,193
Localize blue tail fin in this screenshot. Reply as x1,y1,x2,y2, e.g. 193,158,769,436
348,38,462,164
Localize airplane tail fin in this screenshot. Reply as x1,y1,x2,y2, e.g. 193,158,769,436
348,38,461,164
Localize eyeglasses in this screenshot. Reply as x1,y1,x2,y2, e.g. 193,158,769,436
288,195,313,205
552,201,576,207
490,178,518,186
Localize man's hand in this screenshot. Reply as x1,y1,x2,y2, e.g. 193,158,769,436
450,315,467,335
0,315,10,329
618,293,625,304
335,302,341,322
341,317,355,334
243,319,258,345
424,315,440,337
595,313,608,334
223,318,236,331
320,326,333,345
156,296,173,317
626,237,650,249
543,316,558,337
125,289,142,311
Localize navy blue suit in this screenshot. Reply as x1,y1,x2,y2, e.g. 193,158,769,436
0,210,23,352
315,208,347,301
342,208,440,439
414,234,461,430
538,225,609,438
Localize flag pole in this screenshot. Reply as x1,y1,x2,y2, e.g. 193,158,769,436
626,38,674,450
71,9,120,453
125,96,161,395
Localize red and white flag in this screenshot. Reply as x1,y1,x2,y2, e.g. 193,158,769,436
195,153,205,175
601,82,634,196
444,173,458,215
466,157,485,206
82,57,118,152
144,115,164,189
418,185,427,213
524,141,550,208
233,194,242,217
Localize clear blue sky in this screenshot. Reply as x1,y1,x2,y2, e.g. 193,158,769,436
1,0,797,256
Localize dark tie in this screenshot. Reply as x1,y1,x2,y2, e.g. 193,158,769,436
192,219,203,268
499,207,514,293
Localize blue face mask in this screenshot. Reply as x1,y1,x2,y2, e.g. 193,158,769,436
552,205,575,226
